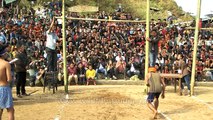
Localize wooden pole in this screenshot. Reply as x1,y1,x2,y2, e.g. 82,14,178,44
186,27,213,31
144,0,150,93
190,0,201,96
2,0,3,8
55,16,146,23
62,0,68,94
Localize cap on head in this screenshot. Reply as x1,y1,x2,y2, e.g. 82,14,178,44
148,67,156,72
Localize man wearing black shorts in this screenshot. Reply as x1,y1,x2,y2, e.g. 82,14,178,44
145,67,166,119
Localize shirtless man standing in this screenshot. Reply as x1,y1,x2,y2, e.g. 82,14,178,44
0,45,15,120
145,67,166,119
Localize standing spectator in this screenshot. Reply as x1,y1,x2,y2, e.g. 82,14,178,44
46,17,59,71
68,63,78,85
147,29,160,67
15,44,29,97
177,54,191,96
86,64,96,85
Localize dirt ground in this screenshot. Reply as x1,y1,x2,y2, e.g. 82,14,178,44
2,85,213,120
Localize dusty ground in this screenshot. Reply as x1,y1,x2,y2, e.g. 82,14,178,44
2,85,213,120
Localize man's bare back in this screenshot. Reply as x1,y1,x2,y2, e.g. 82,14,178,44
0,58,12,86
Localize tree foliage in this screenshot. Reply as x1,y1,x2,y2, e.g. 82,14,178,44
18,0,192,21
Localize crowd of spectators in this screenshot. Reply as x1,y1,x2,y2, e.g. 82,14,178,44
0,1,212,86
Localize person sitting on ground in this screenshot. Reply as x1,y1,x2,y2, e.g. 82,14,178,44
86,64,96,85
68,63,78,85
145,67,166,119
35,66,46,86
115,57,126,77
28,57,38,87
115,52,125,62
95,58,108,79
0,44,15,120
77,63,86,85
106,60,117,80
126,57,140,78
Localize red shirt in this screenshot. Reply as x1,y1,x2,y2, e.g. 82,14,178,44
68,67,77,75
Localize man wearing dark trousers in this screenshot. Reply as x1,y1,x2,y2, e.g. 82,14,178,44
46,17,59,72
147,29,160,67
15,44,29,97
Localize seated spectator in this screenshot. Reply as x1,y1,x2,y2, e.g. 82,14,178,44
58,63,64,82
115,52,125,62
115,57,126,78
106,60,117,80
77,63,86,85
28,60,37,87
196,60,204,81
68,63,78,85
35,67,46,86
126,57,140,78
96,58,107,79
86,64,96,85
81,56,88,69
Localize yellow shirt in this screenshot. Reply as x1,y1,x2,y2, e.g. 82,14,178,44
86,69,96,79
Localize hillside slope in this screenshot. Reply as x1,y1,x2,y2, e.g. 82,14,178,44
19,0,192,21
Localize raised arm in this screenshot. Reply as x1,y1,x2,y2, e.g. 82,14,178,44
48,17,55,33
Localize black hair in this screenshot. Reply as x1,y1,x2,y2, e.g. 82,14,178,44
0,44,7,56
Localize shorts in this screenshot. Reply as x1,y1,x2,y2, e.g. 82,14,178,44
147,92,161,103
0,86,13,109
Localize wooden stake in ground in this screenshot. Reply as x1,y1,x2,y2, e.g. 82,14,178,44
144,0,150,93
62,0,68,94
190,0,202,96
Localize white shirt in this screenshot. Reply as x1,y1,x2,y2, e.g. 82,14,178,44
99,64,104,70
130,64,136,72
115,56,125,62
36,10,43,16
206,40,212,46
46,31,58,50
57,19,62,25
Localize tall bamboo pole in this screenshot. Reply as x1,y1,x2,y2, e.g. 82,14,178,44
62,0,68,94
2,0,3,8
190,0,201,96
144,0,150,92
55,16,146,23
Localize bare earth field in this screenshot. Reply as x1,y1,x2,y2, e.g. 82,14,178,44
2,85,213,120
